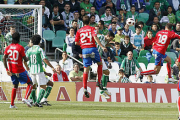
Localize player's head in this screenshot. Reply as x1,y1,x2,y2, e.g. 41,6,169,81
95,25,99,33
12,32,20,44
55,65,61,74
176,22,180,30
83,16,90,25
124,36,130,44
73,62,79,72
127,51,133,60
29,37,33,47
106,31,115,42
165,23,173,30
146,30,152,39
10,26,16,35
32,34,41,45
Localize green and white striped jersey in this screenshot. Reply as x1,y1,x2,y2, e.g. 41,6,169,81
69,19,83,28
100,13,112,26
26,45,46,74
96,34,107,56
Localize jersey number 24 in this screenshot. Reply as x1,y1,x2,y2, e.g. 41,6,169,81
80,32,92,43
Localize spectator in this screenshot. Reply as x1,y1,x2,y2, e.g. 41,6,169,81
49,4,65,32
102,47,121,68
111,42,121,56
52,65,69,82
167,0,180,12
117,69,131,83
117,9,126,27
0,28,5,54
39,0,50,18
122,24,134,38
113,26,125,43
67,20,78,34
59,51,73,75
72,41,82,62
24,38,33,53
131,26,144,53
61,3,74,28
5,26,16,47
147,16,162,30
126,5,138,23
94,0,106,11
167,6,176,26
108,22,117,34
176,5,180,22
170,39,180,57
69,11,83,28
150,0,169,12
144,30,153,52
68,63,83,81
121,51,143,78
42,6,50,29
147,2,162,25
15,0,26,4
98,20,109,35
120,36,134,58
55,0,66,14
101,7,113,28
4,0,17,4
151,23,158,37
144,75,155,84
116,0,131,12
66,27,75,55
89,15,98,27
165,68,177,83
87,6,100,23
172,59,180,80
108,16,121,30
137,21,145,37
80,0,93,14
102,0,116,14
69,0,80,13
132,0,145,13
173,22,180,36
79,8,85,21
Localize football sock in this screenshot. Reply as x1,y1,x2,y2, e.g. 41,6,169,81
11,88,16,106
43,86,52,99
36,89,45,103
102,75,109,90
97,65,103,83
178,96,180,117
140,70,156,75
24,84,32,99
167,62,171,78
83,72,88,89
31,89,36,103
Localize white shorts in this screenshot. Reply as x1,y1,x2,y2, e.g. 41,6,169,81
30,72,48,85
102,59,108,71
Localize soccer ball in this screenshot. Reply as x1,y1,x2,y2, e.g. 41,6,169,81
126,18,135,26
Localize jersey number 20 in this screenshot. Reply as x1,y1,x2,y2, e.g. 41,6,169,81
158,34,167,44
7,50,19,61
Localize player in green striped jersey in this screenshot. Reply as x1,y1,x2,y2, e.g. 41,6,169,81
26,34,55,107
95,26,115,99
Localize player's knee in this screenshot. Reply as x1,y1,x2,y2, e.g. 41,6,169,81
103,70,110,75
47,81,53,87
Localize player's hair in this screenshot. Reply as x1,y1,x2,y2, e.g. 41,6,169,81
105,6,111,11
83,16,90,25
165,23,173,30
53,4,59,9
107,31,115,38
115,42,120,45
124,35,130,40
12,32,20,44
99,20,104,26
32,34,41,45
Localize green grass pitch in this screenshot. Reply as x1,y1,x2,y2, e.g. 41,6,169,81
0,102,178,120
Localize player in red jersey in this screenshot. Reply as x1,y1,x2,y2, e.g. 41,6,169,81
139,23,180,81
75,16,107,98
3,32,33,108
177,55,180,120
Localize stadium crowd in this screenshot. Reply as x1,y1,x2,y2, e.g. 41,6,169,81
0,0,180,84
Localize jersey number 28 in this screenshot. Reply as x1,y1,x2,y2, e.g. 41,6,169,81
158,34,167,44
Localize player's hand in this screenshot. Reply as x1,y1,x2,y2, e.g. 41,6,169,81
7,70,12,76
102,47,107,52
26,67,30,71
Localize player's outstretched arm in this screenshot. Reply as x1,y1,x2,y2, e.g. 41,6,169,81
94,36,107,52
43,58,56,73
3,55,12,76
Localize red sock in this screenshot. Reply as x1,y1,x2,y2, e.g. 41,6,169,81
167,62,171,78
24,84,32,99
178,96,180,117
97,65,102,83
141,70,156,75
11,88,16,106
83,72,88,89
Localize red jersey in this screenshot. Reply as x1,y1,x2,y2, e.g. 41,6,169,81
4,43,25,73
144,36,154,48
153,30,180,55
75,25,97,49
178,55,180,62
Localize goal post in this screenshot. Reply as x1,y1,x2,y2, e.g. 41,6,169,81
0,5,42,103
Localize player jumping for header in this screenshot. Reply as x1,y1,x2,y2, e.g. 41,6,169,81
3,32,33,108
75,16,107,98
